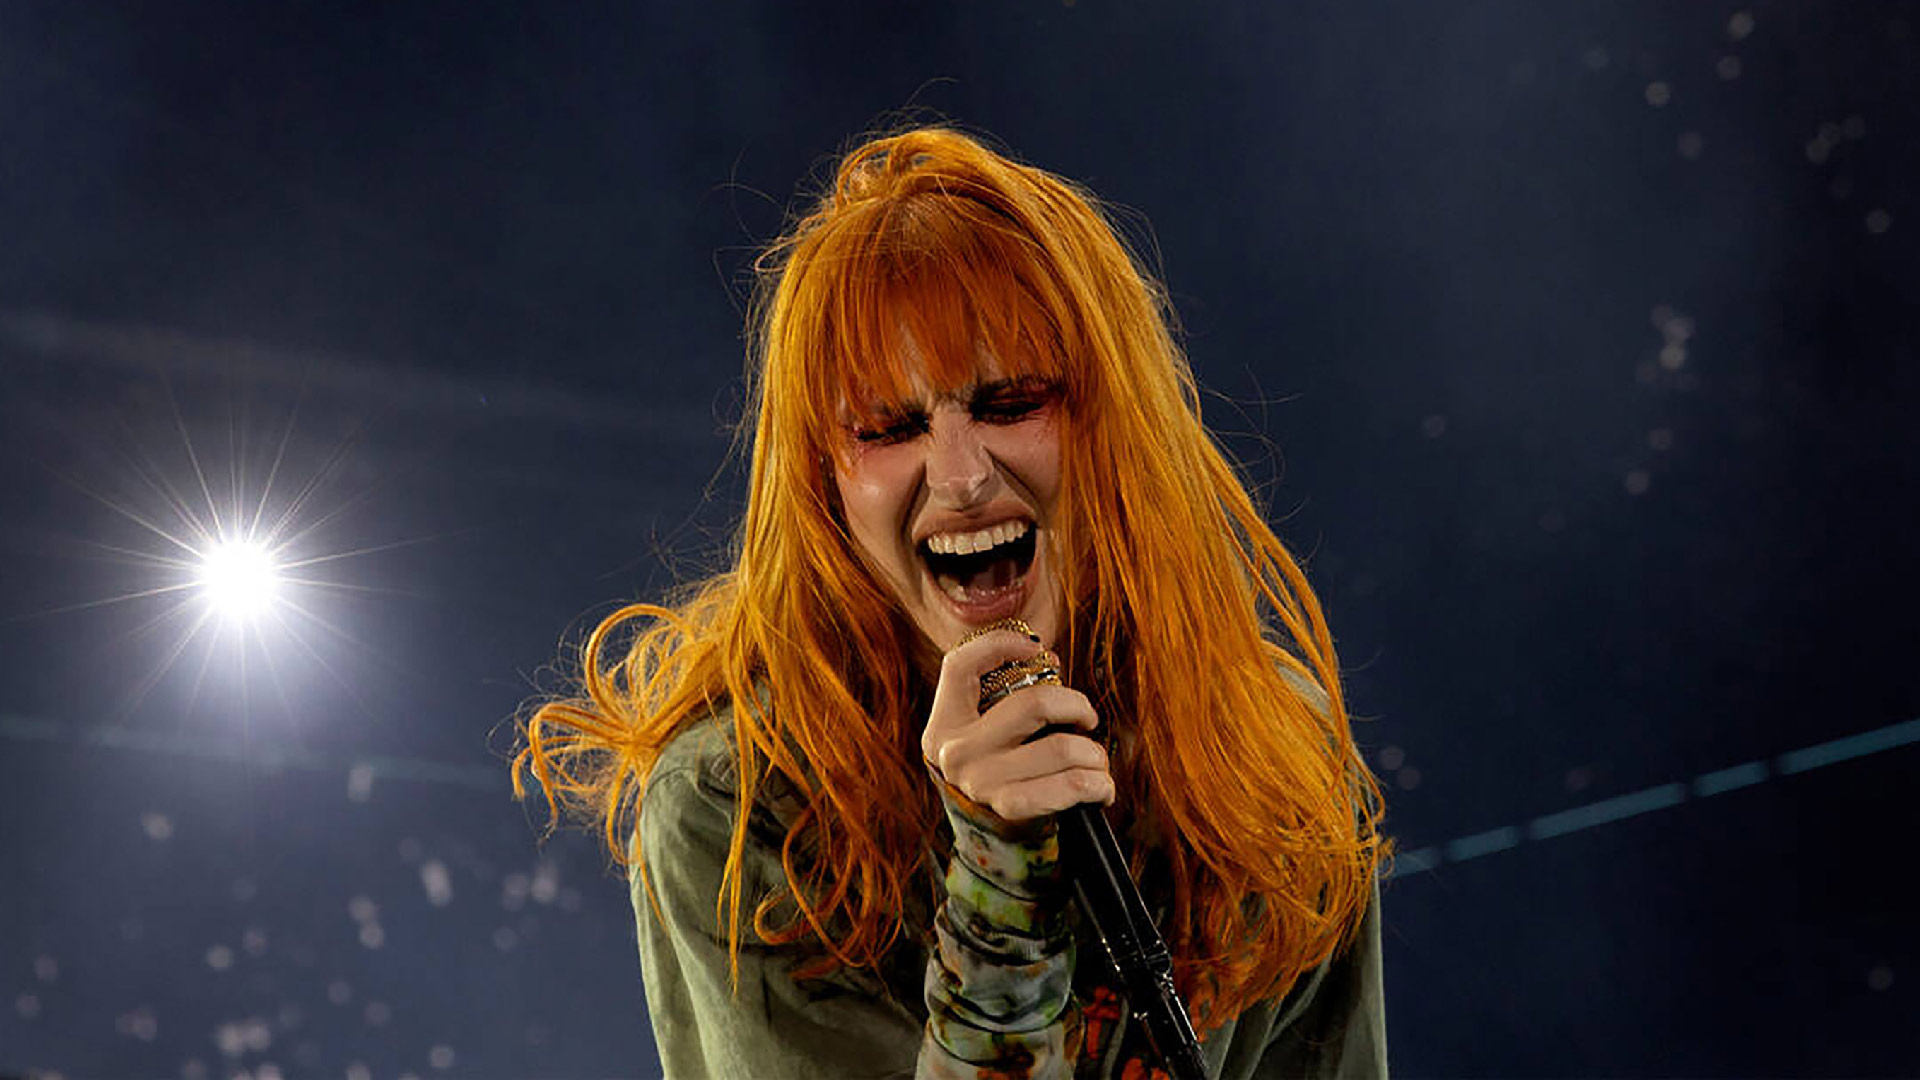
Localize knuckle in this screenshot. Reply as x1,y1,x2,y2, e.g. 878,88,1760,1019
936,744,966,783
1052,722,1082,757
1051,732,1104,770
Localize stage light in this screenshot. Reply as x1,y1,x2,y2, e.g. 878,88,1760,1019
196,537,282,620
20,364,422,723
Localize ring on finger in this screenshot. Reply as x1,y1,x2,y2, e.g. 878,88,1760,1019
976,650,1062,712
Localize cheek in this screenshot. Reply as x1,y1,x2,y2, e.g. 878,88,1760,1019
1035,437,1063,498
1004,421,1064,506
834,460,909,552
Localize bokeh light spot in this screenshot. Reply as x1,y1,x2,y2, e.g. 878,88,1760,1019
421,859,454,907
142,811,174,841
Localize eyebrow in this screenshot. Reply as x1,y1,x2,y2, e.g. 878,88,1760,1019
867,377,1058,419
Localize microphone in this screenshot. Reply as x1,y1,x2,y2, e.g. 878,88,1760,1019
974,629,1209,1080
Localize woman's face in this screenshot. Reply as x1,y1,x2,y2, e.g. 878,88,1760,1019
831,342,1065,664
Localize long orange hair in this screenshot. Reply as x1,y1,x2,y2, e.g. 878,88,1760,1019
514,125,1387,1032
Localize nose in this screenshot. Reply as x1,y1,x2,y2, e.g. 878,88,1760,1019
924,410,993,507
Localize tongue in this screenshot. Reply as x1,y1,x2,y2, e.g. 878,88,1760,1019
958,555,1020,597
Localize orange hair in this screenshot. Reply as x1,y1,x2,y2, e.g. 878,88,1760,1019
514,125,1388,1032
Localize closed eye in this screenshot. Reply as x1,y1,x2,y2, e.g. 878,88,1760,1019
851,415,928,444
976,398,1043,423
848,379,1059,443
971,378,1061,423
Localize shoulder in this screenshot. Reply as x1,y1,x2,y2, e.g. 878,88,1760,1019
636,696,809,866
631,701,794,940
1208,882,1386,1079
648,702,738,798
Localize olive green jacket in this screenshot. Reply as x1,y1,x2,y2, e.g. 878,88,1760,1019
631,708,1386,1079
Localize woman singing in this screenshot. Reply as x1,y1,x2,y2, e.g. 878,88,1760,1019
516,125,1389,1078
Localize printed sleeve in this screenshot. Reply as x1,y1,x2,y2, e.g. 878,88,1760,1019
917,769,1083,1079
632,766,924,1080
1253,881,1387,1079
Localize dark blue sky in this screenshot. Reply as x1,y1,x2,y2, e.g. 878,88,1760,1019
1,2,1915,1076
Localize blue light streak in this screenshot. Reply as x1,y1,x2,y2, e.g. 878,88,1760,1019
1392,717,1918,878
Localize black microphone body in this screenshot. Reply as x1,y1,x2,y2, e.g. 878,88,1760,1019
974,638,1209,1080
1059,800,1210,1080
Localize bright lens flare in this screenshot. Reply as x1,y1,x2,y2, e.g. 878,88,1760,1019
196,539,282,620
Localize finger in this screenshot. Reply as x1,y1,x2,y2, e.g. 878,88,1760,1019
928,627,1047,736
982,768,1116,821
929,684,1096,780
942,624,1045,689
944,730,1108,792
975,684,1099,743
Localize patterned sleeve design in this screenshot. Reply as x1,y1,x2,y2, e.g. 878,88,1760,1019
918,767,1085,1079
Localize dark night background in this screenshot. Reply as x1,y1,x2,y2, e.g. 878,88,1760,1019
2,2,1916,1077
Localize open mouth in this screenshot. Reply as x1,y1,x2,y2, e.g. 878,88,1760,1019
918,523,1038,606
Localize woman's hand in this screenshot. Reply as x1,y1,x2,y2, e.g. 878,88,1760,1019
921,625,1114,824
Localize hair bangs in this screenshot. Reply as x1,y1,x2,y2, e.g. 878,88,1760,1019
801,192,1075,440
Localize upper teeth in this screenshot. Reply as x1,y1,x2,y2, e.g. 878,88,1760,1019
925,520,1030,556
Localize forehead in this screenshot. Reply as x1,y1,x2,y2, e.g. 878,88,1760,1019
847,333,1010,408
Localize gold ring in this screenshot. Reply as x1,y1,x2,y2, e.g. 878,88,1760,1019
977,650,1062,712
951,618,1035,651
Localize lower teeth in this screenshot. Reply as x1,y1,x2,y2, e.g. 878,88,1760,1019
935,551,1029,605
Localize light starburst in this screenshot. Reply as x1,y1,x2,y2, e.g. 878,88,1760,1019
23,368,433,726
